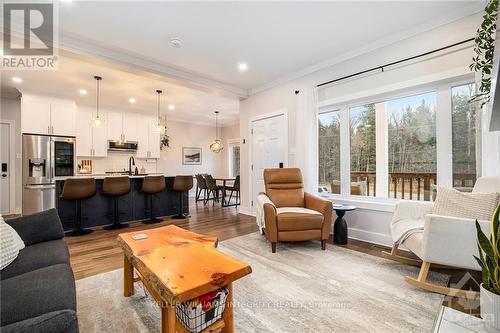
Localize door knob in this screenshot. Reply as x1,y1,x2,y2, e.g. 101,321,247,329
1,174,7,178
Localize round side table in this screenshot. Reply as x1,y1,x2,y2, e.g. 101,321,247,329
333,204,356,245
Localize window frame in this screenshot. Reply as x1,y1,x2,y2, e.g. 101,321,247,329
318,76,477,204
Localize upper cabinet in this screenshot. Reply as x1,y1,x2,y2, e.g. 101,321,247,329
75,107,107,157
136,115,160,159
21,96,76,136
107,111,137,142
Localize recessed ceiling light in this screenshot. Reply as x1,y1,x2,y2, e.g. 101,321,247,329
168,104,175,110
79,89,87,95
129,97,136,104
170,38,182,48
12,77,22,83
238,62,248,72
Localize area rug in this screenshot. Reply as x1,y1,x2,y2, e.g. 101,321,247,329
76,232,447,332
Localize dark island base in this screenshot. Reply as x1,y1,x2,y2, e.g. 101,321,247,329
56,177,189,231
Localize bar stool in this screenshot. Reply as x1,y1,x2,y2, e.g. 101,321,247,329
60,178,96,236
141,175,166,224
172,175,193,219
102,176,131,230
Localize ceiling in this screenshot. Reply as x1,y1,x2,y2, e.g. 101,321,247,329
56,1,483,91
1,53,240,125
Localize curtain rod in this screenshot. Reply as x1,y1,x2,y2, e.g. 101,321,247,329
316,37,475,88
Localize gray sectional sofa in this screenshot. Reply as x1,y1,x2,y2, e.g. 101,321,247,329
1,209,78,333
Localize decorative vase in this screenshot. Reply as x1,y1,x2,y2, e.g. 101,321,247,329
481,284,500,332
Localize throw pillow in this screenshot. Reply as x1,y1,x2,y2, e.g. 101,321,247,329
433,187,500,221
0,215,25,270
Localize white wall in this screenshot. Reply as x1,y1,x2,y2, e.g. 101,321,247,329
238,13,498,246
1,96,22,214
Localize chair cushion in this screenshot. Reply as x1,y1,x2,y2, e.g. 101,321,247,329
277,207,323,231
433,187,499,221
1,264,76,326
1,240,70,280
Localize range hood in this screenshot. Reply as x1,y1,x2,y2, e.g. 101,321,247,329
108,140,138,151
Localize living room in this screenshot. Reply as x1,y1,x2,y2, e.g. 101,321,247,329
1,1,500,333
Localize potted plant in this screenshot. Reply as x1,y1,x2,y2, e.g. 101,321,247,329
475,204,500,331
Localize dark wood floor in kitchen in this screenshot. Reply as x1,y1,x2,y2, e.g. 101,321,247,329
66,199,477,315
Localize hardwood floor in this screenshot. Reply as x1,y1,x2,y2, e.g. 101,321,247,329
66,199,475,315
65,200,257,279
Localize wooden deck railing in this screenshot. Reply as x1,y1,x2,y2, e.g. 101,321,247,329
346,172,476,201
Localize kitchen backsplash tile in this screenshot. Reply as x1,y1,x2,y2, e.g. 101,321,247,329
77,152,157,174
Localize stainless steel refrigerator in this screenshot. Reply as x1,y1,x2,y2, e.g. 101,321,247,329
22,134,76,215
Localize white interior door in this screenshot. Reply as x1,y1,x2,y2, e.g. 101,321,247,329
251,114,286,211
0,123,11,214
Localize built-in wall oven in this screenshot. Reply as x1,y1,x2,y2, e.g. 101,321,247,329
22,134,76,215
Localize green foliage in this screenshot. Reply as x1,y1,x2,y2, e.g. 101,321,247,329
469,0,498,107
160,135,170,150
474,205,500,295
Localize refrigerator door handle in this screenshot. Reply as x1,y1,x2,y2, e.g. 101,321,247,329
24,184,56,190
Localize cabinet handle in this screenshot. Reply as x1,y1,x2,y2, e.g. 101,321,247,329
51,126,54,134
48,126,50,134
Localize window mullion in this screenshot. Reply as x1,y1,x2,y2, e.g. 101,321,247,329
436,85,453,188
339,106,350,195
376,102,388,197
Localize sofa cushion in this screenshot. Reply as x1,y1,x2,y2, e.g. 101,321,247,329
1,310,78,333
1,264,76,326
1,240,70,280
277,207,323,231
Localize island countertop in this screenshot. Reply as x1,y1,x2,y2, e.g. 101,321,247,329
55,176,188,231
54,173,170,180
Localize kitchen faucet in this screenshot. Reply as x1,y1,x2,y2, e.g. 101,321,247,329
128,156,136,175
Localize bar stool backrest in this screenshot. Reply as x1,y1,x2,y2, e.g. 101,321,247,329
173,175,194,192
102,176,131,197
61,178,97,200
142,176,166,194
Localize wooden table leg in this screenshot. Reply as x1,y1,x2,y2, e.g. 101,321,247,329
161,306,176,333
123,254,134,297
221,283,234,333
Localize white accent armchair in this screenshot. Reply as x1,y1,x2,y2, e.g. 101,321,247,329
384,177,500,298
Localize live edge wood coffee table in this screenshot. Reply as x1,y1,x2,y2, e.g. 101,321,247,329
117,225,252,333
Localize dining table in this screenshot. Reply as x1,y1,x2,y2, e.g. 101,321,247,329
214,177,238,207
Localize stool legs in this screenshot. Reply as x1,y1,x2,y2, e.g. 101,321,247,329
104,197,130,230
172,191,188,219
66,200,93,237
143,194,163,224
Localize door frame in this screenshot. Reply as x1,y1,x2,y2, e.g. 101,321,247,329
248,109,288,212
227,138,240,178
0,119,16,214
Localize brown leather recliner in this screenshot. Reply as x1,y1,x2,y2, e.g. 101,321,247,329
261,168,332,253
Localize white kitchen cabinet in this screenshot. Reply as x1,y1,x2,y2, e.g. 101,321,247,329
106,111,123,141
21,97,76,136
51,102,76,136
22,99,52,135
136,115,160,159
75,107,107,157
122,113,137,142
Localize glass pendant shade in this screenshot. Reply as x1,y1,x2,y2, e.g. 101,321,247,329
90,76,105,128
210,111,224,153
152,89,165,134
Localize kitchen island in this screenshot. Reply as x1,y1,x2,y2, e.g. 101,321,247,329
55,175,188,231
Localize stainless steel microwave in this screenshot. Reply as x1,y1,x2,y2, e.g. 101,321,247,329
107,140,138,151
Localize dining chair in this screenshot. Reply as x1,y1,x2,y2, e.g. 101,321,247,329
195,174,208,202
225,175,240,206
204,175,222,205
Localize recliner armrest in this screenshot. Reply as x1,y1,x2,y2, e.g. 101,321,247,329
258,193,278,242
6,209,64,246
304,192,332,238
421,214,490,270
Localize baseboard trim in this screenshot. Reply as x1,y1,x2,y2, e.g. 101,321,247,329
238,206,255,217
347,227,393,248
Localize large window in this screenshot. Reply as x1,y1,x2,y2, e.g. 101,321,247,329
350,104,376,196
452,83,477,191
387,92,436,200
318,111,340,194
317,80,480,202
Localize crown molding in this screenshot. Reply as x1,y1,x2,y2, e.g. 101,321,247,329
249,3,484,96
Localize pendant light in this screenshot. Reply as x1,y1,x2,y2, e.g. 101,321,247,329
89,76,105,128
210,111,224,153
152,89,165,134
